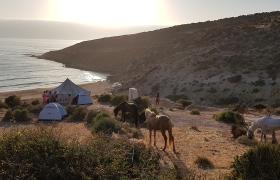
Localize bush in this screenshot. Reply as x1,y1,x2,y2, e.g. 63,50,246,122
94,112,110,122
31,99,40,105
2,110,13,122
120,123,143,139
111,95,127,106
4,95,21,108
254,104,267,110
134,96,150,112
70,107,87,121
231,144,280,179
195,157,214,169
86,110,100,124
215,110,245,125
0,101,7,109
0,128,177,179
66,105,77,115
92,118,121,135
166,94,188,102
98,94,112,103
13,109,31,122
190,109,200,115
177,99,192,108
27,104,43,115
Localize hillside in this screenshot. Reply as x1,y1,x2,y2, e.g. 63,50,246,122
40,11,280,106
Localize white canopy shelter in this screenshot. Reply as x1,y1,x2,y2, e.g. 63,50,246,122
128,88,139,102
51,78,91,105
39,103,67,121
77,92,93,105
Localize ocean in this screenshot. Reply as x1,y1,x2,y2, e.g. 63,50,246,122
0,38,106,92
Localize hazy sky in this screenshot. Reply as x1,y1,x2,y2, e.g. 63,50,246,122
0,0,279,27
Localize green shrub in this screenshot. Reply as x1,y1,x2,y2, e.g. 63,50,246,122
2,110,13,122
66,105,77,115
190,109,200,115
134,96,150,112
120,123,144,139
0,128,177,179
94,112,110,122
111,95,127,106
86,110,100,124
27,104,43,115
92,118,120,135
166,94,188,102
5,95,21,108
0,101,7,109
195,157,214,169
98,94,112,103
70,107,87,121
13,109,31,122
231,144,280,180
215,110,245,125
31,99,40,105
177,99,192,108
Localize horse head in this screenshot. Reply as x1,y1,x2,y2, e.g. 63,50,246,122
247,123,255,139
113,106,119,117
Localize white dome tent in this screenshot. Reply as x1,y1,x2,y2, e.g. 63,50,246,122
39,103,67,121
51,78,92,105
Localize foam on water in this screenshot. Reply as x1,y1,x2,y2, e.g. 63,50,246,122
0,38,107,92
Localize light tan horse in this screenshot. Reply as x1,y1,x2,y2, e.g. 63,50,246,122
145,109,176,152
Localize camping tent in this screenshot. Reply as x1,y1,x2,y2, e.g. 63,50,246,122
128,88,139,102
51,78,91,105
39,103,67,121
77,92,93,105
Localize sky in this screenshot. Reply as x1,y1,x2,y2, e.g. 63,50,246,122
0,0,280,27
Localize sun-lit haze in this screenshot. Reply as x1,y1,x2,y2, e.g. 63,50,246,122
0,0,279,27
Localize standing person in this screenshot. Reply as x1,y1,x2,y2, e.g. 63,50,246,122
155,92,160,105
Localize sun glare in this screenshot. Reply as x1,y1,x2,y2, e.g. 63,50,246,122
55,0,160,27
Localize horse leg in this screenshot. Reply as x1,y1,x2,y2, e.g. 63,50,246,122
161,130,167,151
149,129,152,146
134,112,138,128
168,128,176,153
264,133,267,143
261,132,263,142
272,131,277,144
154,130,157,147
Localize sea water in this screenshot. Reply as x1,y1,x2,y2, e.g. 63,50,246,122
0,38,106,92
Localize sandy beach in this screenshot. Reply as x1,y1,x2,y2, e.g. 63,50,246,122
0,81,111,101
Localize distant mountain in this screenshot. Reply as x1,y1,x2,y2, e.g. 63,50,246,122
40,11,280,106
0,20,163,40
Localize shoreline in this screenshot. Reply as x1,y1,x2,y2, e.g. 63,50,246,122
0,81,111,101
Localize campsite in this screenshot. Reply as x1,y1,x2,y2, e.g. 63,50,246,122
0,79,279,179
1,3,280,179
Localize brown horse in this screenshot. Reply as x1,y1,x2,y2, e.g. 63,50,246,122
114,102,139,127
144,108,176,153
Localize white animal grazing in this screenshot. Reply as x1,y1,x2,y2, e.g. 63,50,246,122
247,116,280,143
144,108,176,152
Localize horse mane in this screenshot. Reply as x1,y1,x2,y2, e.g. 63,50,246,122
145,108,156,119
